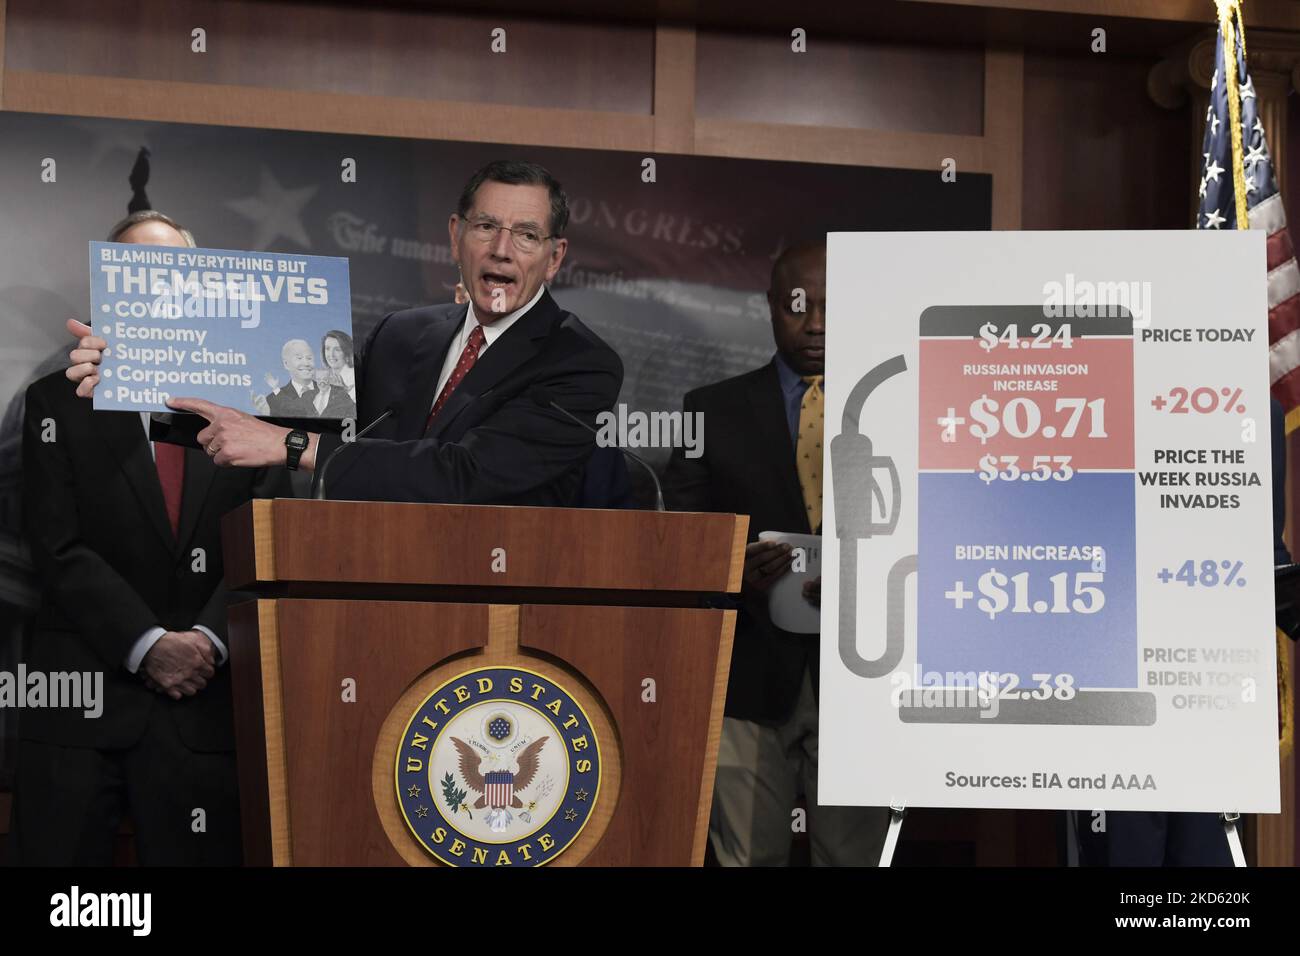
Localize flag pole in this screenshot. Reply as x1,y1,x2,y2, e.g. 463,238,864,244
1217,0,1251,229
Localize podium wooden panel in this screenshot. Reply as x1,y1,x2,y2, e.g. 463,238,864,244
223,498,746,867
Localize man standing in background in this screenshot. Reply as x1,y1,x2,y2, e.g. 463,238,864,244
10,210,289,865
664,241,888,866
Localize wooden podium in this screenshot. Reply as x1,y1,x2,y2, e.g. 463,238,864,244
221,498,746,867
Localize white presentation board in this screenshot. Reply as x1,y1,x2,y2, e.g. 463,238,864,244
819,230,1278,813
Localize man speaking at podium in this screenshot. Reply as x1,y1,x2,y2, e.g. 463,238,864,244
67,160,623,506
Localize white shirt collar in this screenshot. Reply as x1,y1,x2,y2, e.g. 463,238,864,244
464,283,546,345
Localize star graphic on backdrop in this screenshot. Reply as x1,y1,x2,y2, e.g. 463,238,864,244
1210,114,1220,137
574,788,589,802
415,805,429,818
1246,175,1258,193
1254,117,1266,137
1245,144,1267,169
407,784,421,798
564,808,578,822
1204,159,1225,183
1204,208,1226,229
1198,176,1208,199
226,166,317,250
1211,67,1219,91
1240,76,1256,101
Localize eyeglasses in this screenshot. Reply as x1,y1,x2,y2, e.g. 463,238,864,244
460,216,555,254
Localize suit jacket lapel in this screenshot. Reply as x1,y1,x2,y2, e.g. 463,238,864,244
748,360,811,534
96,412,175,551
426,291,557,440
395,304,466,439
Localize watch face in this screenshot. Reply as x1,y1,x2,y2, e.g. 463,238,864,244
287,432,308,450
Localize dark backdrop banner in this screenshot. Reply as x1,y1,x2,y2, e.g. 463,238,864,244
0,108,989,781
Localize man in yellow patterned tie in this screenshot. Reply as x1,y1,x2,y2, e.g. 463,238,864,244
664,242,888,865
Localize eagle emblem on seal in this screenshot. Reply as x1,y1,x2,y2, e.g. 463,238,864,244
448,735,549,832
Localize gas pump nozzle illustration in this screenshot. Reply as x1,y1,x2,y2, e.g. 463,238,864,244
831,354,917,679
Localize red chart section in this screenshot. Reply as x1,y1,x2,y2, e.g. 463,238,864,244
919,336,1134,471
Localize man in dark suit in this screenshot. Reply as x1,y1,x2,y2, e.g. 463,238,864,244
663,242,887,866
66,161,623,506
14,210,289,865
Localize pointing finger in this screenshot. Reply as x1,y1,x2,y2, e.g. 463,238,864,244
166,396,223,421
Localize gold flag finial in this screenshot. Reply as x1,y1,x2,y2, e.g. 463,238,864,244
1214,0,1240,21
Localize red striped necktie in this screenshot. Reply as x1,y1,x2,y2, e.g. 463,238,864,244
153,440,185,537
425,324,486,433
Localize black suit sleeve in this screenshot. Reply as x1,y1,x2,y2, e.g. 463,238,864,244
193,582,232,646
326,344,623,504
22,383,158,669
662,389,712,512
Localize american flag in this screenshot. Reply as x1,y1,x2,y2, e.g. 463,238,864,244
1196,2,1300,426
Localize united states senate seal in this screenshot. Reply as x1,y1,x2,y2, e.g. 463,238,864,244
395,666,601,866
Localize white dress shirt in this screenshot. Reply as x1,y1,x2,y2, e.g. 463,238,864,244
432,284,545,407
126,413,228,674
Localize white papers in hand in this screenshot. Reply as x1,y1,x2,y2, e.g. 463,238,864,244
758,531,821,634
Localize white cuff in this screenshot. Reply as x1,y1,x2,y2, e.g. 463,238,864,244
125,626,167,674
193,625,229,667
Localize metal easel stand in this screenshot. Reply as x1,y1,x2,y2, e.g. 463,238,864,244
878,804,907,867
879,808,1244,867
1220,811,1247,867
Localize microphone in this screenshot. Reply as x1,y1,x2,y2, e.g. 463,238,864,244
313,405,397,500
529,386,665,511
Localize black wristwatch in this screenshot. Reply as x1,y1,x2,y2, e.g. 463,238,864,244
284,429,310,470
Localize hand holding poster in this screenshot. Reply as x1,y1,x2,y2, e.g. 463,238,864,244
89,241,354,420
821,230,1278,813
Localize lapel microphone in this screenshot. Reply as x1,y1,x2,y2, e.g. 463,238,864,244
528,386,665,511
313,404,398,500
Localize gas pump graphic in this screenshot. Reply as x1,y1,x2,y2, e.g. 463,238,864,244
831,354,916,680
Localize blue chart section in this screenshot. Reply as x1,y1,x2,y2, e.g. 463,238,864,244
918,473,1137,688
